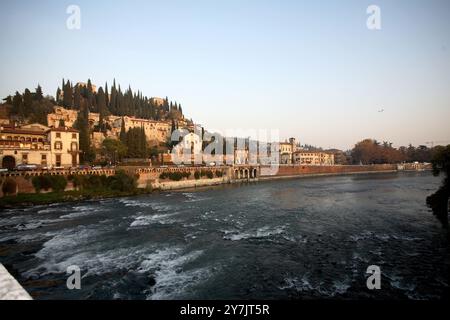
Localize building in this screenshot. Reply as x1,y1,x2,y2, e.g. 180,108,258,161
0,124,79,169
76,82,97,93
47,106,79,128
279,138,297,164
47,106,118,130
150,97,165,106
112,116,172,146
293,150,335,165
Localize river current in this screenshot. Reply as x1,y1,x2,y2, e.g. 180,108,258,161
0,171,448,300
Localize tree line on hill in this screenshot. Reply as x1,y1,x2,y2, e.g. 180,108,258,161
2,79,188,163
2,79,185,127
2,84,54,125
56,79,183,123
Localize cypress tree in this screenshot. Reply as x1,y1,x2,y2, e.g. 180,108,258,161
105,82,109,111
119,118,127,144
35,84,43,101
23,89,33,109
56,87,61,104
63,80,73,108
73,85,81,110
97,87,108,132
12,91,23,118
75,105,94,163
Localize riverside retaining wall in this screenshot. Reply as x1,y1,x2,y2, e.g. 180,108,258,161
260,164,399,177
0,164,431,198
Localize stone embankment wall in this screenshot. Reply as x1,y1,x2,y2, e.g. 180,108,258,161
152,176,230,191
260,164,399,178
0,164,431,198
0,169,116,198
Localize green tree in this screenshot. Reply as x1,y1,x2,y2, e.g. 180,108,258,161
73,85,82,110
97,87,108,132
63,80,73,108
12,91,23,117
23,89,33,114
35,84,43,101
74,105,95,163
3,95,13,105
102,138,127,164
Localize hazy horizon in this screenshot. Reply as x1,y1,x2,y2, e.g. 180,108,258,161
1,0,449,150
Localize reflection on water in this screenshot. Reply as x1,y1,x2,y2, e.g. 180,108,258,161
0,171,448,300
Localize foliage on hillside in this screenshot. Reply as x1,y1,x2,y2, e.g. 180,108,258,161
2,84,55,125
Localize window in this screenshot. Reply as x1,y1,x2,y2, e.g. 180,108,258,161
56,132,61,138
41,154,47,166
72,133,77,139
54,141,63,150
22,154,28,164
55,154,61,167
71,142,78,151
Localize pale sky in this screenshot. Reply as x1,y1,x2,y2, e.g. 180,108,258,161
1,0,449,150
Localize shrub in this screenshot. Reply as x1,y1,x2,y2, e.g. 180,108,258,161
159,172,168,180
32,175,66,193
70,175,87,189
194,171,200,180
48,175,67,193
107,170,137,192
215,170,223,178
169,172,183,181
182,171,191,179
160,171,190,181
32,175,52,193
2,178,17,196
206,170,214,179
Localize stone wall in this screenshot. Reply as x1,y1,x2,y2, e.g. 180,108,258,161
260,164,398,177
152,176,230,191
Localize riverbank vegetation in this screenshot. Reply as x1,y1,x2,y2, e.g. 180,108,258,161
159,169,221,181
0,170,140,208
159,171,191,181
426,145,450,228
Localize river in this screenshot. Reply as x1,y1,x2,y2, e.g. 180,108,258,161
0,171,448,300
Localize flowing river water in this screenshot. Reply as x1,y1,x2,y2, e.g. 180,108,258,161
0,171,448,300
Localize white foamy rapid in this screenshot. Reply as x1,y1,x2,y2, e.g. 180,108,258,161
138,247,213,300
222,225,286,241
